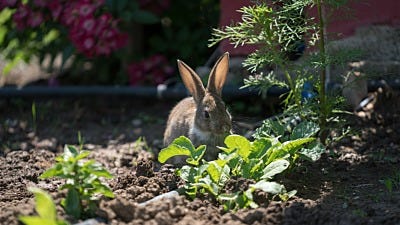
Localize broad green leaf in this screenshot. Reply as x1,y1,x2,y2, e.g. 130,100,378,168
224,135,251,159
186,145,206,165
39,164,63,179
250,180,284,195
265,144,290,165
218,192,238,201
279,189,297,201
63,145,78,161
261,159,290,179
207,161,222,184
250,138,272,157
89,168,113,179
280,137,315,154
197,176,219,196
158,144,191,163
179,165,198,183
75,151,90,161
241,159,259,179
43,29,59,45
64,189,81,219
0,8,13,24
0,26,7,45
28,187,56,221
290,121,320,139
93,184,115,198
172,136,195,152
299,141,325,161
19,217,59,225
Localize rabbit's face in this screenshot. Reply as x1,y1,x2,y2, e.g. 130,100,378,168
194,92,232,135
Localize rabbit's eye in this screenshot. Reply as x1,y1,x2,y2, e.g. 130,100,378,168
203,110,210,119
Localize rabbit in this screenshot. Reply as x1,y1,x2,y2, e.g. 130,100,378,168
162,52,232,165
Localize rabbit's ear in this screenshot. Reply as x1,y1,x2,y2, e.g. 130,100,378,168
207,52,229,96
177,59,205,103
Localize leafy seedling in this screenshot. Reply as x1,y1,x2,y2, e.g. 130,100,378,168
19,187,69,225
40,145,114,219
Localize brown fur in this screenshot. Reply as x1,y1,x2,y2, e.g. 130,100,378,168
162,52,232,164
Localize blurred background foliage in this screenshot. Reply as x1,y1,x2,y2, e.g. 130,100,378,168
0,0,220,86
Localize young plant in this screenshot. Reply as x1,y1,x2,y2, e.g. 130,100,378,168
159,133,322,210
209,0,356,145
40,145,114,219
19,187,69,225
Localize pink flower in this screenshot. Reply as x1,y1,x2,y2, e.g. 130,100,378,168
13,3,30,30
28,11,44,28
33,0,49,7
127,54,174,86
0,0,17,9
77,2,96,17
79,16,96,31
128,63,145,86
48,0,63,20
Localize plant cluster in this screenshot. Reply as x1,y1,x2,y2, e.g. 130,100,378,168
209,0,354,144
159,131,323,210
39,145,114,219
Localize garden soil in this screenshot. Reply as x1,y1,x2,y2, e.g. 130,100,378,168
1,89,400,225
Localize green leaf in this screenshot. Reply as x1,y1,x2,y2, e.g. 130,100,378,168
93,184,115,198
250,138,272,157
158,144,190,163
224,135,251,159
172,136,196,152
250,180,285,195
299,141,325,161
186,145,207,166
63,145,78,161
43,29,59,45
89,168,113,179
279,189,297,201
261,159,290,179
280,137,315,153
290,121,320,139
241,159,259,179
64,189,81,219
75,151,90,161
28,187,56,221
39,164,63,179
19,217,59,225
158,136,202,164
207,161,222,184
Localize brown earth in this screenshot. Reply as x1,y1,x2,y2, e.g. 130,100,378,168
1,89,399,225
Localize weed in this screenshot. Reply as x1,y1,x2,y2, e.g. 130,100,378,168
40,145,114,219
380,171,400,194
31,102,37,132
19,187,69,225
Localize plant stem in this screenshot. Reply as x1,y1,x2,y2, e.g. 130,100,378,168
315,0,327,143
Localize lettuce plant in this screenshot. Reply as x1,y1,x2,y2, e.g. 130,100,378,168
159,132,323,210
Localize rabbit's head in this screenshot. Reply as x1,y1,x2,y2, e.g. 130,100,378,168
177,52,232,136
